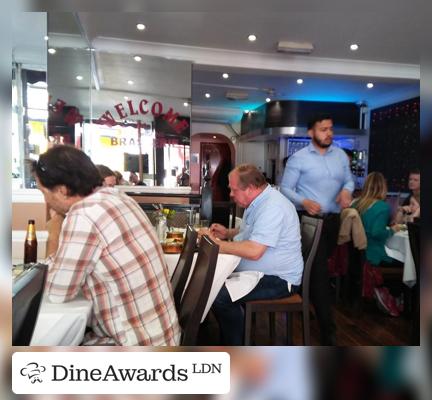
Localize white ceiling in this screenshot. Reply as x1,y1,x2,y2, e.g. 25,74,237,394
12,4,421,123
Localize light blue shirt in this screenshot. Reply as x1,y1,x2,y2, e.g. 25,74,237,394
280,143,354,214
234,185,303,285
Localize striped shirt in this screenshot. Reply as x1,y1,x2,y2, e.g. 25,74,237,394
46,187,180,346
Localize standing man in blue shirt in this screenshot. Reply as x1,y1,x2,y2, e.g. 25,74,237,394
280,114,354,345
208,164,304,345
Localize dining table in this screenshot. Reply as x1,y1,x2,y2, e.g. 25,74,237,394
385,230,416,287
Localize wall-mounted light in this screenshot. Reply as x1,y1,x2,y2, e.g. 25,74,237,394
248,34,257,42
48,48,56,54
205,93,211,98
76,75,83,81
127,80,134,85
133,55,142,62
136,23,146,30
296,78,304,85
222,73,229,79
350,43,359,51
367,82,374,89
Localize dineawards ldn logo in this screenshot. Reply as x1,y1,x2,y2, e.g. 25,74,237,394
20,362,47,383
12,352,230,394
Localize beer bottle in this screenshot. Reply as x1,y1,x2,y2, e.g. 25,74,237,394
24,219,38,264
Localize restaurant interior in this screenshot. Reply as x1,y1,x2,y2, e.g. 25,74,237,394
12,6,420,346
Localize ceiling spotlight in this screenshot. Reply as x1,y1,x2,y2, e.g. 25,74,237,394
367,82,374,88
205,93,211,98
266,97,271,103
350,44,359,51
133,55,142,62
183,102,189,107
48,48,56,54
44,35,49,41
222,73,229,79
297,78,304,85
76,75,83,81
127,80,134,85
136,23,146,31
248,34,257,42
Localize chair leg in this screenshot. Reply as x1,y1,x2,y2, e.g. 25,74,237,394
286,313,293,345
303,307,310,346
251,311,256,345
244,305,253,346
269,312,276,344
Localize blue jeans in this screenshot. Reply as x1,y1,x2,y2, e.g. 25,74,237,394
211,275,297,345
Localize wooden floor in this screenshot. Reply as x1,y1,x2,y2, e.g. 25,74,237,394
200,296,415,346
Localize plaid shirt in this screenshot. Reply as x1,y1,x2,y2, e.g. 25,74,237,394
46,188,180,346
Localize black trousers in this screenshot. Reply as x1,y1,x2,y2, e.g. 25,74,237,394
299,212,340,345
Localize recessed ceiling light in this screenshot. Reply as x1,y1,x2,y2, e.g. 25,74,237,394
367,82,374,89
350,44,359,51
248,34,257,42
205,93,211,98
133,55,142,62
222,73,229,79
297,78,304,85
127,80,134,85
183,102,189,107
136,23,146,31
76,75,83,81
124,96,129,100
44,35,49,41
266,97,271,103
48,48,56,54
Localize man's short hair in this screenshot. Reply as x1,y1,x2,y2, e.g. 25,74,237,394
32,145,102,196
409,168,420,175
307,113,333,130
231,164,267,189
96,164,115,179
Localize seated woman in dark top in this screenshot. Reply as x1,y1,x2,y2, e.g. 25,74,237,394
352,172,403,317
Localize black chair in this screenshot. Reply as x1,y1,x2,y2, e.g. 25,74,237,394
178,235,219,346
12,263,48,345
244,216,323,345
170,225,198,312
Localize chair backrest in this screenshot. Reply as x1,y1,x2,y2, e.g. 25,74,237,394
12,263,48,345
178,235,219,345
170,225,198,312
407,221,420,275
300,216,323,306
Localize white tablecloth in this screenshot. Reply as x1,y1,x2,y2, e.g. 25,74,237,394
165,253,241,322
30,295,92,346
385,231,416,287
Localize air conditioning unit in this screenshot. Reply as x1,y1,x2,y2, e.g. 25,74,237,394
277,41,314,54
225,90,249,101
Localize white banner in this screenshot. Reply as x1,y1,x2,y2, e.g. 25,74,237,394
12,352,230,394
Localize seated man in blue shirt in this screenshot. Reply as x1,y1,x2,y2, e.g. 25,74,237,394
207,164,303,345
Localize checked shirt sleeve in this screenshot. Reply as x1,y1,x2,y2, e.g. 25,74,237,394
45,212,103,303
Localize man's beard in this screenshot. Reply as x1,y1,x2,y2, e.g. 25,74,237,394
313,137,332,148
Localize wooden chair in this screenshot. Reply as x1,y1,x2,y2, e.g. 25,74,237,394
13,263,48,345
170,225,198,312
178,235,219,346
244,216,323,345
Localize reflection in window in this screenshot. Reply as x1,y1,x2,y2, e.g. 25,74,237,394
12,66,48,189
